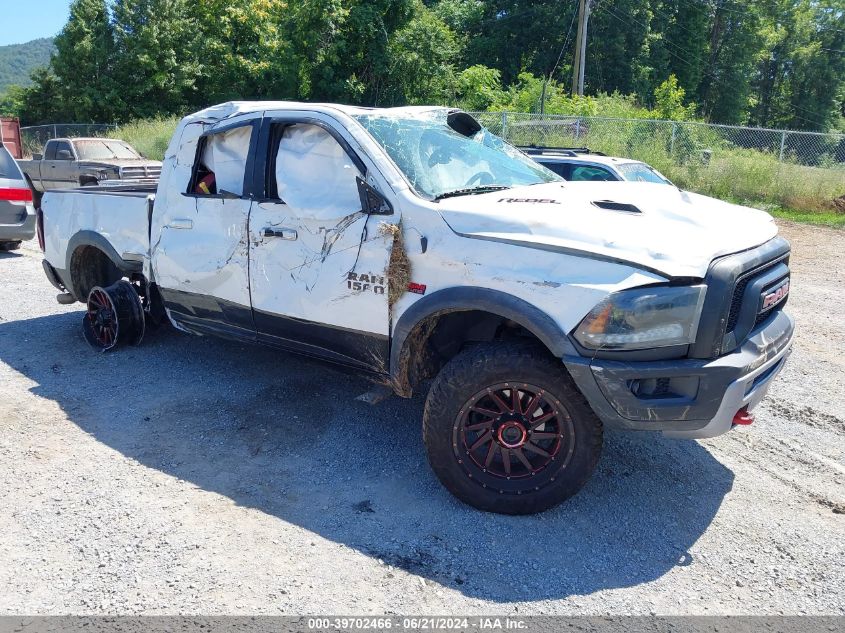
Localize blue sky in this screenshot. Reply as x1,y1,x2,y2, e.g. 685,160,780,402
0,0,72,46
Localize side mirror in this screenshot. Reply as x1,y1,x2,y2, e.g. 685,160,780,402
57,149,73,160
33,153,43,161
357,177,392,215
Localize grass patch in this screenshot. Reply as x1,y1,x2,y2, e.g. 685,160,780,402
108,116,180,161
496,117,845,223
770,208,845,229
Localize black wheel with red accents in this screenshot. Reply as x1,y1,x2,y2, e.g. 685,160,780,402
82,281,145,351
423,342,602,514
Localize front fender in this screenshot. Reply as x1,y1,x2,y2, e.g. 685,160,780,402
389,286,578,389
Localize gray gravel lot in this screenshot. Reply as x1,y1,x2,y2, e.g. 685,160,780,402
0,222,842,615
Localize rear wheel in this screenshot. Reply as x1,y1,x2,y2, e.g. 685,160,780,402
423,342,602,514
0,241,21,251
82,281,145,351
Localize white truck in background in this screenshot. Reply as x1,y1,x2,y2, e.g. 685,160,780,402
36,102,794,514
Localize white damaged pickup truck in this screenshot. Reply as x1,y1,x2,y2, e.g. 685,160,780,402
38,102,794,514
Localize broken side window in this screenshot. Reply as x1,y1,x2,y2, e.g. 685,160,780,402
272,123,362,219
189,125,253,196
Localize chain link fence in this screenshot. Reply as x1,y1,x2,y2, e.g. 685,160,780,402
471,112,845,168
19,124,117,157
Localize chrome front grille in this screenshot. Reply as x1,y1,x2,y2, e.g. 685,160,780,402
120,165,162,180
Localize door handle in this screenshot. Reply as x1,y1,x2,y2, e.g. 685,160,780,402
263,227,297,240
167,219,193,230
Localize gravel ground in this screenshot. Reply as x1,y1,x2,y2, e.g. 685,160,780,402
0,222,842,616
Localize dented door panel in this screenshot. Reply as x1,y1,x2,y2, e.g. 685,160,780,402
248,113,392,372
151,114,259,332
249,202,392,371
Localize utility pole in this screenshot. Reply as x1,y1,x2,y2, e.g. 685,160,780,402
571,0,593,96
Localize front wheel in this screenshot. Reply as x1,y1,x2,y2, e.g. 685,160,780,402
423,343,602,514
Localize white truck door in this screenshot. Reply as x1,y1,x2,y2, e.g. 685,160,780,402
248,116,392,372
151,116,260,340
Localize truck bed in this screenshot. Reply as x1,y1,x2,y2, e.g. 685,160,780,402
42,185,156,276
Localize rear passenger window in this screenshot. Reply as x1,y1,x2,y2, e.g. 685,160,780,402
0,146,22,179
542,162,571,179
569,165,615,182
189,125,253,197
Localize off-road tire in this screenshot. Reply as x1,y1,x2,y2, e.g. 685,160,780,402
423,342,602,514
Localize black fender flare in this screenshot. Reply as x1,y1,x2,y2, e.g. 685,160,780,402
389,286,578,386
66,230,143,276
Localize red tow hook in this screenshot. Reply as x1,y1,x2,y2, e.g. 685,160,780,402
732,407,754,426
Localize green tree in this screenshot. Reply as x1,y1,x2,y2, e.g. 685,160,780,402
750,0,845,131
18,68,63,124
111,0,202,119
586,0,654,98
383,2,459,105
696,1,762,124
454,64,503,111
286,0,417,103
0,85,25,118
190,0,297,103
50,0,117,122
653,74,694,120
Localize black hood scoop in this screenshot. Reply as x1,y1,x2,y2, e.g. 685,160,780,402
591,200,642,213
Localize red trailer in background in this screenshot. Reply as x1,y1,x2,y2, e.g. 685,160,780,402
1,118,23,159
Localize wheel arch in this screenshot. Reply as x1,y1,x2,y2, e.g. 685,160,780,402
389,287,578,397
66,231,142,300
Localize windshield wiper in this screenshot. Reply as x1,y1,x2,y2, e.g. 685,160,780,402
434,185,511,201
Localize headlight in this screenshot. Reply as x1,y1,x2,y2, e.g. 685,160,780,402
573,285,706,351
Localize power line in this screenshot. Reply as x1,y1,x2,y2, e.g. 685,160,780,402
676,0,768,18
649,3,708,39
547,0,580,82
600,4,706,70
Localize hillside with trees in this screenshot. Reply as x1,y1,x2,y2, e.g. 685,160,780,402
0,38,55,94
3,0,844,132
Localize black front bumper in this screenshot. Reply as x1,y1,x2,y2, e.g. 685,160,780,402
562,236,794,438
564,309,794,437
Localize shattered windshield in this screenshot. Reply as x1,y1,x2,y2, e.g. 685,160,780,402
352,111,559,200
75,140,141,161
